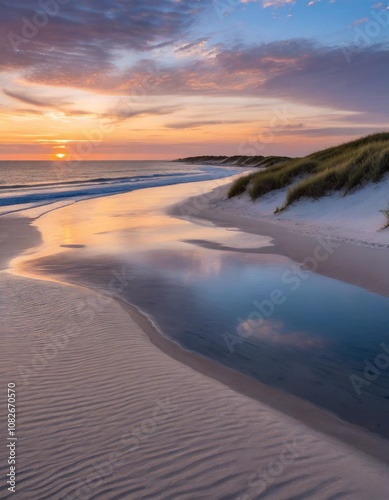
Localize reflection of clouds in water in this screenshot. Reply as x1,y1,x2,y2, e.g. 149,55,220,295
239,318,326,349
183,252,222,281
134,248,223,280
137,247,287,283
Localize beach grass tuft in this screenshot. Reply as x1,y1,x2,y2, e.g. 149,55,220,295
380,207,389,229
228,172,255,198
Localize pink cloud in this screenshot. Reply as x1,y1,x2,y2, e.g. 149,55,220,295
241,0,295,6
238,319,326,349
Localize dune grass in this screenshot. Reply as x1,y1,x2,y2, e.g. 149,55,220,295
228,133,389,213
228,172,255,198
380,207,389,229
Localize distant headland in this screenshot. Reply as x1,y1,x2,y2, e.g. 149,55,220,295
173,155,292,168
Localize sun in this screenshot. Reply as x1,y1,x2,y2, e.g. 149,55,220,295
56,153,66,159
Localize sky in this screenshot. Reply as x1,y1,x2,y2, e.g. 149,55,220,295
0,0,388,160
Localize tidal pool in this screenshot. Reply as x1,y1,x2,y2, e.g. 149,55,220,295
22,181,389,437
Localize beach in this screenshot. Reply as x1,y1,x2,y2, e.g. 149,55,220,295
1,177,389,498
2,0,389,496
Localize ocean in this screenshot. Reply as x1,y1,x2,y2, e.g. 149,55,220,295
0,160,240,215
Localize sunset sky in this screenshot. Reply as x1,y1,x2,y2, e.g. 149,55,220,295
1,0,388,160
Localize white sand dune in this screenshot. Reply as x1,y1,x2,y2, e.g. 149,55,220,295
1,271,389,499
210,178,389,247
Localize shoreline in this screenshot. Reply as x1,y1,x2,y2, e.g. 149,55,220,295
170,183,389,297
121,298,389,465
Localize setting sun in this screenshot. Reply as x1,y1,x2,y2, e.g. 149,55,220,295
56,153,66,159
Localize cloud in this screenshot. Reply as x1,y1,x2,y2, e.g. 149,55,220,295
174,39,209,55
261,0,295,6
102,104,180,123
166,119,248,129
352,18,369,27
282,123,305,129
101,40,389,117
260,42,389,115
2,90,100,118
274,126,388,137
2,3,206,49
1,1,388,124
13,108,44,116
241,0,295,6
0,0,209,85
64,109,97,117
3,89,72,108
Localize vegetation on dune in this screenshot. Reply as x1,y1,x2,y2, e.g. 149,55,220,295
380,207,389,229
175,154,292,168
258,156,291,168
228,172,255,198
175,155,228,163
247,158,318,199
228,133,389,215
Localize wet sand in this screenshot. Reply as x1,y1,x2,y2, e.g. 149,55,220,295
0,216,41,270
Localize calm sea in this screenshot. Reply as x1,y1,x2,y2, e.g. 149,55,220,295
0,160,240,215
